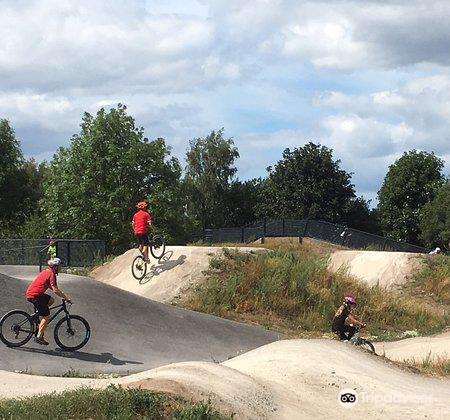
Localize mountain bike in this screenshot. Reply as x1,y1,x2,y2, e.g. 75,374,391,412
131,234,166,280
349,326,376,354
0,299,90,351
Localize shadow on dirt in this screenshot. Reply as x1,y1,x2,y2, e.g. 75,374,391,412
140,252,187,285
13,347,143,366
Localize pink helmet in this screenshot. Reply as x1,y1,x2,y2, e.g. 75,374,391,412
344,296,356,305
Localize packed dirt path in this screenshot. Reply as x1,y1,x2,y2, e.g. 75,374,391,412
1,339,449,420
0,267,280,375
91,246,262,303
375,330,450,362
328,250,425,288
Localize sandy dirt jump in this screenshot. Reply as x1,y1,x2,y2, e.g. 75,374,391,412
1,339,449,420
91,246,261,303
375,330,450,362
328,250,425,288
0,266,280,376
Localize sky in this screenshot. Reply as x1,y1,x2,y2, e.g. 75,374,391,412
1,0,450,205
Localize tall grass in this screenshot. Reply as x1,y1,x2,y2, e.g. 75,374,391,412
413,255,450,305
401,353,450,377
0,385,232,420
187,249,448,339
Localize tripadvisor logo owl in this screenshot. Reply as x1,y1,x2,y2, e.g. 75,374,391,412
338,388,358,408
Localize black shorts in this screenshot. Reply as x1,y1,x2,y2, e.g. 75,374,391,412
136,233,149,246
27,294,51,317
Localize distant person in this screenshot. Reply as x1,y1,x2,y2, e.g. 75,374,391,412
26,258,71,345
428,247,441,255
132,201,156,263
47,239,57,260
332,296,366,341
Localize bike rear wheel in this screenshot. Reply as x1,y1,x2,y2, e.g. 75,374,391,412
359,339,376,354
150,235,166,259
0,310,34,347
131,255,147,280
54,315,91,351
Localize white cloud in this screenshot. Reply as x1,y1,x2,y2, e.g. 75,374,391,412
1,0,450,201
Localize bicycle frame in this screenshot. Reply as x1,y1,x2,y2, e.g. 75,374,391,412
27,300,71,333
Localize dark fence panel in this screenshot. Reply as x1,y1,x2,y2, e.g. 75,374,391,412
0,239,106,267
205,218,429,254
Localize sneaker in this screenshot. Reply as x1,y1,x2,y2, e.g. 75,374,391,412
35,336,49,346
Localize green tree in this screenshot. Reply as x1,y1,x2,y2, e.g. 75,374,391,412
41,105,185,253
256,142,363,224
0,119,26,225
377,150,445,244
185,129,239,229
224,178,263,227
420,181,450,249
0,120,46,237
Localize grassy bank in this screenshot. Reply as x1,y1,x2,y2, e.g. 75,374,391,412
400,353,450,377
412,255,450,305
0,385,232,420
184,248,448,340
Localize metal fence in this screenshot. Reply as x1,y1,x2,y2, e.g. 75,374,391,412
0,239,106,267
204,219,430,253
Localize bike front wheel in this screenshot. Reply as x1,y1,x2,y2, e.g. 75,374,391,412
131,255,147,280
54,315,91,351
359,339,376,354
0,310,34,347
150,235,166,259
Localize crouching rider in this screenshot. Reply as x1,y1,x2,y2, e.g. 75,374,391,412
332,296,366,341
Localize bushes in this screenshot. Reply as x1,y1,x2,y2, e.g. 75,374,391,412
188,249,448,339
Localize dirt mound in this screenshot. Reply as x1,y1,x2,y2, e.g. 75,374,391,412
328,250,425,288
91,246,261,303
2,339,448,419
375,330,450,362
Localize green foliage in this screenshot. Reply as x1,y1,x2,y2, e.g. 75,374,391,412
377,150,445,244
0,120,46,236
420,181,450,249
0,385,232,420
255,142,374,229
41,104,186,253
188,249,447,339
224,178,263,226
175,401,231,420
413,254,450,304
185,129,239,229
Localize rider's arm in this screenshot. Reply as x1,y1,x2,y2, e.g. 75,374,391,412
51,285,71,302
148,216,156,234
347,314,366,327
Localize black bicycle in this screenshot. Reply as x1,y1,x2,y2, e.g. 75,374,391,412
131,234,166,280
0,300,90,351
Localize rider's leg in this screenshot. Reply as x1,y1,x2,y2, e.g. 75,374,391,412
37,296,54,338
37,316,50,339
142,245,149,261
344,325,356,340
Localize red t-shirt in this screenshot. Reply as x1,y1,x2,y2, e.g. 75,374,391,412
132,210,152,234
26,269,57,299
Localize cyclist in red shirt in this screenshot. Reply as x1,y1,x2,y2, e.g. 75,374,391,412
132,201,156,262
26,258,71,345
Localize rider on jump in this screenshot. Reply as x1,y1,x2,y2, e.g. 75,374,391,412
132,201,156,263
26,258,71,345
332,296,366,341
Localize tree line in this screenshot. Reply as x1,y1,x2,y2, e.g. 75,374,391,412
1,104,448,253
